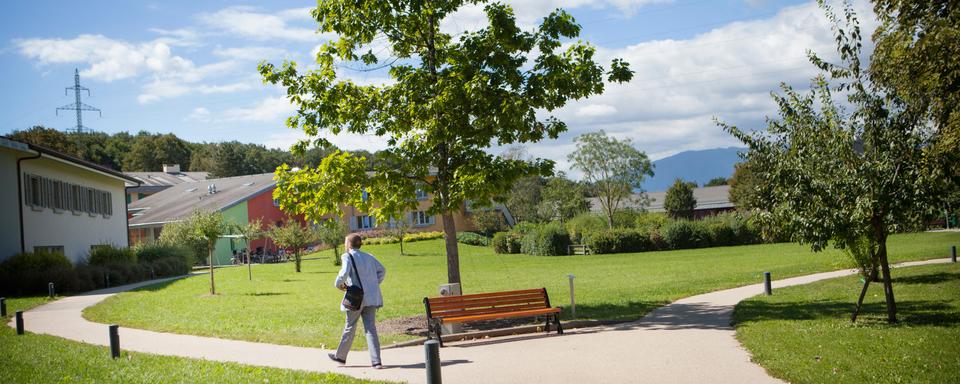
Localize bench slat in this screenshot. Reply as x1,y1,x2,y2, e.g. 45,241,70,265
441,308,561,324
428,294,547,311
427,288,545,304
432,303,551,318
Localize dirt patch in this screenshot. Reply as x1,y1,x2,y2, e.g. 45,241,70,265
379,315,549,337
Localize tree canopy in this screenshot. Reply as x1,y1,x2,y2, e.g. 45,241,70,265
568,131,652,228
664,178,696,219
262,0,633,285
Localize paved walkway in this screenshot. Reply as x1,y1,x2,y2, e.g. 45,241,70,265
9,258,951,383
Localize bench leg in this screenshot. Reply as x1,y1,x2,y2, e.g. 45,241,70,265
434,322,444,348
544,316,551,333
555,314,564,335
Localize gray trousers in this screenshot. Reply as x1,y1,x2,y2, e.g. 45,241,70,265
334,306,381,365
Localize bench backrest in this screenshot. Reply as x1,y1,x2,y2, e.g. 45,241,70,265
425,288,552,320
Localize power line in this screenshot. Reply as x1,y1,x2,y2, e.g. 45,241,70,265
55,68,101,134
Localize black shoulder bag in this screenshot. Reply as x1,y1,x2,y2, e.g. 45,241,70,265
341,251,364,311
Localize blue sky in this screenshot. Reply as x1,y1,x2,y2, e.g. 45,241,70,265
0,0,874,175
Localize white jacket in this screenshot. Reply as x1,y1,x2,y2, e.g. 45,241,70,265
334,249,386,311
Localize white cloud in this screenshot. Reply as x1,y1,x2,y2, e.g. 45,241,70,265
200,6,325,42
221,96,295,122
263,130,390,153
187,107,211,121
511,0,878,176
213,46,289,61
576,104,618,117
15,34,192,82
442,0,670,34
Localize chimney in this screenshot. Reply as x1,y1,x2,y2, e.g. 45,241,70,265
162,164,181,174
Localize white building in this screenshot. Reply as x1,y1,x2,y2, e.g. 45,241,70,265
1,137,138,264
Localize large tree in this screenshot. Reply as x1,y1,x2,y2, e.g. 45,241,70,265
718,2,940,323
664,178,696,219
568,131,653,228
263,1,633,285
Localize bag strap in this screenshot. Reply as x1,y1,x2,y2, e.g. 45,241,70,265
347,250,363,290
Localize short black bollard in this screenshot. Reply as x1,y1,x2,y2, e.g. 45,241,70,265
425,339,441,384
48,282,55,298
109,325,121,359
763,272,772,296
15,311,24,335
1,297,6,317
952,246,956,263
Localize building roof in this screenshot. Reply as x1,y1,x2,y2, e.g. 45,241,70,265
588,185,733,213
128,173,276,227
125,171,209,193
1,136,139,184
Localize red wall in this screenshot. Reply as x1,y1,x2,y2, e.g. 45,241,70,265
246,187,305,254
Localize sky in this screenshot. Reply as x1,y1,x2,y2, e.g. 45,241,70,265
0,0,877,177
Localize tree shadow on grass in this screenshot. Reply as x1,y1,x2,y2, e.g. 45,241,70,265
570,300,666,322
243,292,288,297
734,299,960,328
891,272,960,285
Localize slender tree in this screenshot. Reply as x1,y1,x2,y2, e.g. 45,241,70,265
316,220,349,265
269,222,317,273
235,218,264,280
568,131,653,228
718,2,940,323
263,1,634,285
182,210,228,295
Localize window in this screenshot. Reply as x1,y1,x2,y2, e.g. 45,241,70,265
34,245,64,255
415,189,428,200
356,215,375,230
361,189,370,202
412,211,435,226
22,173,115,218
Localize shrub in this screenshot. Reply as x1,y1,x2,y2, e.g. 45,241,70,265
135,243,194,266
88,245,136,266
144,257,191,277
511,221,539,235
456,232,491,246
520,223,571,256
492,231,522,254
565,213,607,244
587,229,653,254
0,252,75,295
661,220,712,249
635,212,668,232
612,208,644,228
362,231,444,245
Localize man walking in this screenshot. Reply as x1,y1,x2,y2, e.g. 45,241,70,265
329,234,386,369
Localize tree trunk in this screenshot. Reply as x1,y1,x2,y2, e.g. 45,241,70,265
877,235,898,323
399,236,404,255
208,243,216,295
247,252,252,281
442,212,461,286
850,266,878,322
295,251,301,273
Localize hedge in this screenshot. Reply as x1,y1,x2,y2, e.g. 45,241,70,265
520,223,571,256
456,232,490,246
0,245,191,296
492,231,522,254
587,229,654,254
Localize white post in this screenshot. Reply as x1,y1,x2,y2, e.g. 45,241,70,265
567,274,576,319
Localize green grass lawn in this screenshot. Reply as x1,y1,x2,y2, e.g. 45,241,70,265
84,232,959,350
0,297,388,384
733,262,960,383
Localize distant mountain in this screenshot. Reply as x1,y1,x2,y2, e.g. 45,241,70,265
642,147,746,192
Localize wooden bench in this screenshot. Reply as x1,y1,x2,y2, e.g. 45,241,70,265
423,288,563,347
569,244,591,255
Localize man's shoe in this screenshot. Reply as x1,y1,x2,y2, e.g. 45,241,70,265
372,364,384,370
327,353,346,365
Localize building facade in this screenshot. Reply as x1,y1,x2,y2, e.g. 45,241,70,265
128,172,512,265
1,137,137,264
